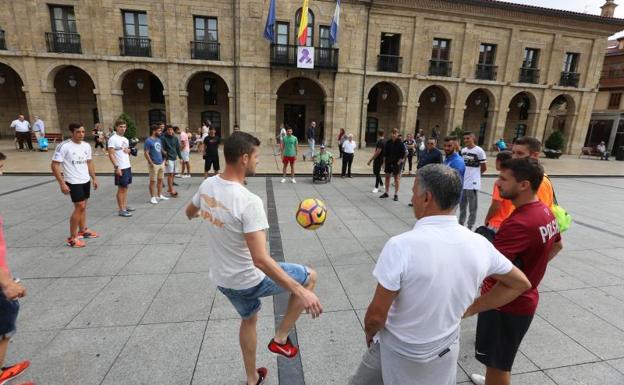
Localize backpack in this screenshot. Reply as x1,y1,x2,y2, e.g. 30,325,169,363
546,176,572,233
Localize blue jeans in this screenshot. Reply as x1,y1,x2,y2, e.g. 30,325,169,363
218,263,310,319
307,139,315,159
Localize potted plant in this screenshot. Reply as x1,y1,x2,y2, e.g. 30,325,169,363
544,130,565,159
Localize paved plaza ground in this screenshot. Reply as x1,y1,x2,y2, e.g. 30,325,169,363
1,173,624,385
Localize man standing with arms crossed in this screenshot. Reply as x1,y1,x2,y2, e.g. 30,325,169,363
161,125,182,197
107,120,134,217
144,124,169,205
51,123,99,247
459,131,487,230
303,121,316,161
469,158,562,385
185,132,322,385
380,128,405,202
281,126,298,184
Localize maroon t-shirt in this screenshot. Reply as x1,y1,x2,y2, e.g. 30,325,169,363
481,201,561,315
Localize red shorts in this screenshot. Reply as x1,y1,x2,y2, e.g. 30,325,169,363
282,156,296,165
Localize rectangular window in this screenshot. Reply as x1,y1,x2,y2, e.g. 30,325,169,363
123,11,148,37
563,52,580,73
194,16,218,42
276,22,289,45
203,78,218,105
478,43,496,65
609,92,622,109
432,38,450,61
319,26,331,48
523,48,539,68
49,5,77,33
380,33,401,56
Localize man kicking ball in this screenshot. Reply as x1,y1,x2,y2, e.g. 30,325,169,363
185,131,322,385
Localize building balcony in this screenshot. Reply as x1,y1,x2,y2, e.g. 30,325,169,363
270,44,339,71
0,29,6,50
518,67,540,84
191,40,220,60
45,32,82,54
476,64,497,80
429,59,452,77
377,54,402,73
559,71,580,87
119,36,151,57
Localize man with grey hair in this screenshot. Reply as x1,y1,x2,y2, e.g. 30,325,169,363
349,164,531,385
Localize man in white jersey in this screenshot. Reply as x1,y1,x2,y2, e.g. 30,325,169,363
459,131,487,230
185,131,322,385
107,120,134,217
51,123,99,248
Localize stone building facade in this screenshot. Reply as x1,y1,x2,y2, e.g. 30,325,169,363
0,0,622,153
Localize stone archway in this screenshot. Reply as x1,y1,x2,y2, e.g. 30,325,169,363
53,65,98,134
120,69,165,137
0,63,29,138
417,85,451,140
462,88,495,147
187,71,230,138
504,91,538,142
543,94,576,147
276,77,326,143
365,81,402,145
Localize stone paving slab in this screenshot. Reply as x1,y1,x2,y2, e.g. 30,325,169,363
0,174,623,384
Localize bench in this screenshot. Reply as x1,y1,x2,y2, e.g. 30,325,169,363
580,146,608,160
14,132,64,150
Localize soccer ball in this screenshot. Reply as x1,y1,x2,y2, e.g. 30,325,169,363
296,198,327,230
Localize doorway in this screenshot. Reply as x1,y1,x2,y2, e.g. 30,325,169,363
284,104,306,141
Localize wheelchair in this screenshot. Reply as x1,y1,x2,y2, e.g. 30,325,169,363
312,161,333,183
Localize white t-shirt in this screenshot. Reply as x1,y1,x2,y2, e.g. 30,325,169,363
342,140,357,154
373,215,512,345
107,133,131,170
460,146,487,190
11,120,30,133
191,175,269,290
52,140,92,184
33,119,45,133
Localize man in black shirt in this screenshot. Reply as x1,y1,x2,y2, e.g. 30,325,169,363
303,121,317,161
203,126,220,178
367,131,385,193
417,138,443,169
380,128,405,201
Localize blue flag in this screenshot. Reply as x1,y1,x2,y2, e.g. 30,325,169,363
264,0,276,42
330,0,341,45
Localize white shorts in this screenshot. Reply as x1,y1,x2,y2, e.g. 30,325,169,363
165,160,176,174
181,150,190,162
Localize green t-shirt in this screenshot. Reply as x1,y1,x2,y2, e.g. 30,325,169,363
282,135,298,157
315,151,333,164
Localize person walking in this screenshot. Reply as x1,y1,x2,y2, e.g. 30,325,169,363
337,128,346,158
92,123,106,155
203,126,221,178
144,124,169,204
469,158,562,385
459,131,487,230
32,115,45,149
281,126,298,184
349,164,530,385
380,128,405,201
51,123,99,247
341,134,356,178
403,133,416,174
443,136,465,184
185,131,322,385
303,121,317,161
161,125,182,197
177,126,192,178
107,120,134,217
11,115,32,152
367,131,385,193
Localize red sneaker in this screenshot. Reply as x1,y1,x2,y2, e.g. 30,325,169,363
66,237,86,248
267,337,298,358
253,367,267,385
77,229,99,239
0,360,30,385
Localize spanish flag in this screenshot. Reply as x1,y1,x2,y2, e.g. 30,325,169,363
297,0,310,46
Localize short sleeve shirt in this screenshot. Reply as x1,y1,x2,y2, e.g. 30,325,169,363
461,146,486,190
342,141,356,154
444,152,466,182
384,139,405,163
52,140,92,184
203,135,220,158
488,184,514,230
482,201,561,315
107,134,131,170
374,139,385,163
282,135,298,157
11,120,30,132
144,137,164,165
191,175,269,290
180,132,190,152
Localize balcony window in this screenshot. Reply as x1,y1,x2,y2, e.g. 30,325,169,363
47,5,81,53
560,52,580,87
378,33,401,72
294,8,314,46
120,11,151,57
609,93,622,109
519,48,539,83
429,38,451,76
191,16,219,60
0,29,6,50
476,43,497,80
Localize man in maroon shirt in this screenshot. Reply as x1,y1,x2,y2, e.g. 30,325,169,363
469,158,563,385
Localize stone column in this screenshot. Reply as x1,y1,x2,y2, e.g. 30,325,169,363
397,102,408,136
178,91,189,130
485,108,499,151
324,98,335,147
229,93,237,137
444,105,455,135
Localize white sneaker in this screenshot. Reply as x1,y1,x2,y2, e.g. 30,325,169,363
184,174,191,178
281,178,286,183
150,197,159,204
372,188,379,193
470,374,485,385
175,174,183,178
159,195,170,201
291,178,297,184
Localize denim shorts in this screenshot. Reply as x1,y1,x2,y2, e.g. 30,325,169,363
218,263,310,319
0,291,19,338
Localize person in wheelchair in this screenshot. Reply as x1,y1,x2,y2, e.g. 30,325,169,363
313,145,334,179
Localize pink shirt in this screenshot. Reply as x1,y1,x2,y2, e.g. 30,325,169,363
0,216,8,273
180,132,190,152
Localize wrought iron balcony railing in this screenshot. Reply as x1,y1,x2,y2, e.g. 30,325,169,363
119,36,151,57
191,40,220,60
377,54,403,73
559,71,580,88
429,59,452,77
45,32,82,54
475,63,497,80
518,67,540,84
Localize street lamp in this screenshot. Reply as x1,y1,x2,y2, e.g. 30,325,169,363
475,95,482,106
381,88,389,100
0,72,5,85
136,77,145,90
517,99,526,108
68,74,77,88
298,84,305,95
430,92,437,103
203,79,212,92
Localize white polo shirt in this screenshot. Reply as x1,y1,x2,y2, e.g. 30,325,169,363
373,215,512,345
11,120,30,133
